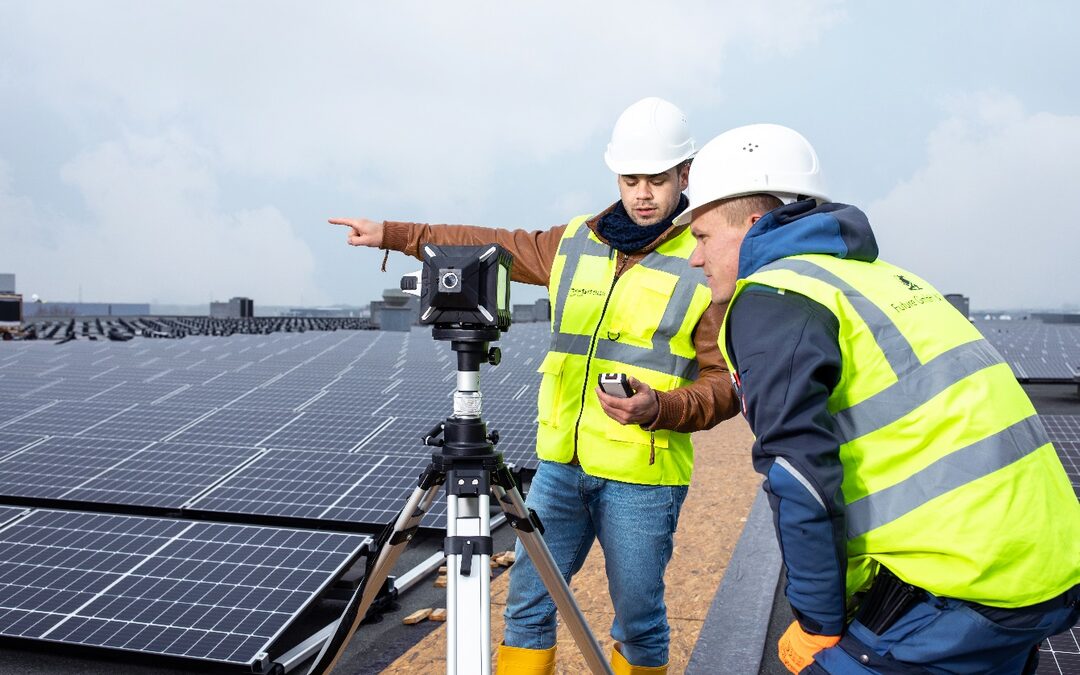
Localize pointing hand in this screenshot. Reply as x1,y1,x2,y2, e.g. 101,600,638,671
330,217,384,248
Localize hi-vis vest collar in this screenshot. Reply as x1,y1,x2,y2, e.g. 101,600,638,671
549,217,704,380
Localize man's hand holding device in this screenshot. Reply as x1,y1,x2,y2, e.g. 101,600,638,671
596,373,659,426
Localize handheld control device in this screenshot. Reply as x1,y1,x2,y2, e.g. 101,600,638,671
598,373,635,398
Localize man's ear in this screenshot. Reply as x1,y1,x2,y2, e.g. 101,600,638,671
678,163,690,191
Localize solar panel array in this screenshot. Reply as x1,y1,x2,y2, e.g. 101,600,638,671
1041,415,1080,498
0,326,549,528
0,324,550,668
1036,414,1080,675
0,508,367,669
976,319,1080,381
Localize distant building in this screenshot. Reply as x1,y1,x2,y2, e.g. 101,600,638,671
0,273,13,294
210,296,254,319
534,298,551,322
512,304,535,323
373,289,419,332
945,294,970,319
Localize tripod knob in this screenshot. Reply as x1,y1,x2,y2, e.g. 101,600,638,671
487,347,501,366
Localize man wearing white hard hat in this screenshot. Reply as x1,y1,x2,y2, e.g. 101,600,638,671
683,124,1080,673
332,98,739,674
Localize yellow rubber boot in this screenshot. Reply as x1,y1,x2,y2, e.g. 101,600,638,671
495,643,556,675
611,643,668,674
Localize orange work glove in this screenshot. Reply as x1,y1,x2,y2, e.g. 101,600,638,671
778,620,841,673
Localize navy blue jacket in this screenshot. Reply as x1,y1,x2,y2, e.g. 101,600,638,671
724,200,878,636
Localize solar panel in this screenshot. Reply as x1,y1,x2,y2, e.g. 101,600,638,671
0,401,134,437
0,505,27,526
0,509,368,668
977,319,1080,382
0,398,57,427
1053,442,1080,499
0,433,45,461
168,408,302,447
258,412,389,452
1041,415,1080,443
75,404,215,442
0,437,150,500
61,443,263,509
1039,624,1080,674
188,449,444,528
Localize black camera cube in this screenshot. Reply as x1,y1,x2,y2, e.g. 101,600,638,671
417,244,513,330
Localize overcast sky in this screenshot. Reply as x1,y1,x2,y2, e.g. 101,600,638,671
1,1,1078,311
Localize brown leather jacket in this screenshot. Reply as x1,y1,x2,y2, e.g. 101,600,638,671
381,202,739,433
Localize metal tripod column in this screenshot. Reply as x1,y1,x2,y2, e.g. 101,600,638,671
445,471,492,674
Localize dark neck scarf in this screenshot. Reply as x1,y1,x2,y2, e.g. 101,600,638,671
598,194,689,253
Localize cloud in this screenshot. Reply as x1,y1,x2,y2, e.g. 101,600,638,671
0,1,845,210
0,132,322,305
0,1,845,304
866,92,1080,310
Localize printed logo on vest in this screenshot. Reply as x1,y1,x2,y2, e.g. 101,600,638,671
568,287,606,298
896,275,923,292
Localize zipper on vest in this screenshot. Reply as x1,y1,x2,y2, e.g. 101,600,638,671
572,251,626,460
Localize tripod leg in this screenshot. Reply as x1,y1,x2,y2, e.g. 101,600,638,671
306,479,443,675
491,481,613,675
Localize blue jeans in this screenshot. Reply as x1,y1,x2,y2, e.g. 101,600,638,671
807,585,1080,674
503,460,688,667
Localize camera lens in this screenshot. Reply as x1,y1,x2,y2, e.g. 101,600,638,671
441,272,460,290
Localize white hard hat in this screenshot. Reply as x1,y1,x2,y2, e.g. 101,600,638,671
604,97,697,175
673,124,828,226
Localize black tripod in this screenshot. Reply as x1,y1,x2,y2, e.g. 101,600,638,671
307,327,610,675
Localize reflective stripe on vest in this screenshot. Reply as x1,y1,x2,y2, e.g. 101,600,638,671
757,258,1008,444
550,219,703,381
845,413,1049,538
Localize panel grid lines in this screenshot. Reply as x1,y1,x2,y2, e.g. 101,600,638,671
0,509,368,666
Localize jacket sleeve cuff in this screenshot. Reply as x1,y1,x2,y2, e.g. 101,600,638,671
644,390,677,431
381,221,412,255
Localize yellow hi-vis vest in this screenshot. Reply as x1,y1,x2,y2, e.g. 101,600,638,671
535,215,712,485
719,253,1080,607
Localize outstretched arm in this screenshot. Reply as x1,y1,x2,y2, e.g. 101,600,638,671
331,217,566,287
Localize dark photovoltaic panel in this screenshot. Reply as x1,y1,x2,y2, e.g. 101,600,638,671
1038,626,1080,674
1054,442,1080,498
74,404,215,442
258,412,388,452
169,408,302,448
188,449,444,528
0,401,134,437
0,509,368,667
0,398,57,426
0,325,548,532
1041,415,1080,443
0,433,45,461
1038,416,1080,496
0,437,151,500
977,319,1080,382
61,443,263,509
0,505,28,526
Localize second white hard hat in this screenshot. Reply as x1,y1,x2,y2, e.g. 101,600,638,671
673,124,829,226
604,97,697,176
